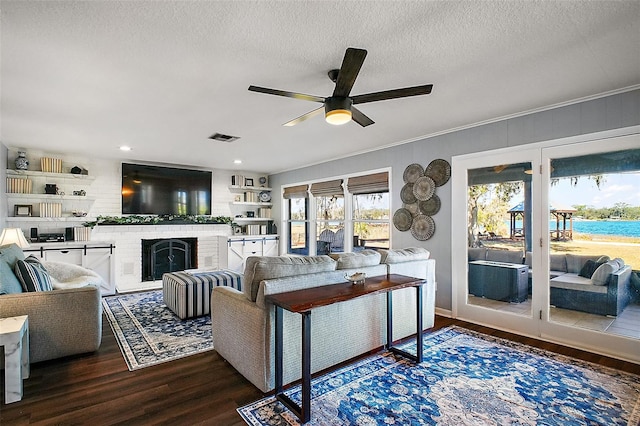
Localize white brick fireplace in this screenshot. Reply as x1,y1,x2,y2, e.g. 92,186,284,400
92,224,231,293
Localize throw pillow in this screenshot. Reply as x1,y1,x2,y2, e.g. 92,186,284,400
611,258,625,270
578,260,604,279
0,256,23,294
14,255,53,292
591,261,617,286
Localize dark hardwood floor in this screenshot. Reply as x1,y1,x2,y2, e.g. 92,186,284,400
2,315,639,425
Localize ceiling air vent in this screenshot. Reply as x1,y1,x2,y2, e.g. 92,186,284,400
209,133,240,143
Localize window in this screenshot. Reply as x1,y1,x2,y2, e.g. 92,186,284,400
311,180,344,254
284,171,390,254
284,185,309,255
349,172,390,249
352,192,390,249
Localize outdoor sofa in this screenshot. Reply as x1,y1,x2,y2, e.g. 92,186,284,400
468,247,633,316
211,248,436,392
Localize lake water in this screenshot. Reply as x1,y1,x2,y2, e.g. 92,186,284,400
509,220,640,238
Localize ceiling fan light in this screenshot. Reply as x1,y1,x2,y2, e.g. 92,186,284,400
325,109,352,125
325,97,353,125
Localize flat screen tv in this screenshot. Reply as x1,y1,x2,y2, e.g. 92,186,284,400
122,163,212,215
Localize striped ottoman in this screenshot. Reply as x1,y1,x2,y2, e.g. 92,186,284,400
162,270,243,319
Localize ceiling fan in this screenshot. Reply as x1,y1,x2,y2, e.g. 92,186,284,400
248,47,433,127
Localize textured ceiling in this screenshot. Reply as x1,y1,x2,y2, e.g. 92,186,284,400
1,1,639,174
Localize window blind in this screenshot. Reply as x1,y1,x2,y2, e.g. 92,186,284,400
310,179,344,197
347,172,389,194
283,184,309,199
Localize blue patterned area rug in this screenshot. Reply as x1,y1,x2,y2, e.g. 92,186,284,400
238,326,640,425
103,290,213,370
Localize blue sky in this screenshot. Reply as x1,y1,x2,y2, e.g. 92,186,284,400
549,172,640,209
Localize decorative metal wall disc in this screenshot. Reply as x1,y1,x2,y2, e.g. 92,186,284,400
403,202,419,217
425,159,451,187
393,208,413,231
411,214,435,240
412,176,435,201
403,163,424,184
400,183,417,204
418,194,441,216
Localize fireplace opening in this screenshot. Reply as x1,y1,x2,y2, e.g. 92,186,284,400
141,238,197,281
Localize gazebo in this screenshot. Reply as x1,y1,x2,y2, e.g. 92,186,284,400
508,202,577,241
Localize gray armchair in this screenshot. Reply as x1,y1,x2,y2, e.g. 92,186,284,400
0,243,102,363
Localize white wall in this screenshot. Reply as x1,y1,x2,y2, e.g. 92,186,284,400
2,149,268,291
269,89,640,312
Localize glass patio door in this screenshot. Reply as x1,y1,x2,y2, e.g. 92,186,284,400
453,131,640,363
452,148,542,338
538,135,640,361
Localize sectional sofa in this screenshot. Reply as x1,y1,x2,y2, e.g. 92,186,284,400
468,247,633,316
211,248,435,393
0,243,103,363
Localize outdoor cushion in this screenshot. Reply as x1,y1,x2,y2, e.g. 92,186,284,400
467,248,487,261
611,258,625,270
565,253,600,274
486,249,523,264
578,260,605,279
549,254,568,273
330,250,381,269
591,261,617,286
550,274,607,294
525,252,532,268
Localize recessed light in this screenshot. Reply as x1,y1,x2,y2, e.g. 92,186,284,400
234,159,242,164
120,146,132,151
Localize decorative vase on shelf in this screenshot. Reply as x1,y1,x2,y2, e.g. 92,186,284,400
15,151,29,170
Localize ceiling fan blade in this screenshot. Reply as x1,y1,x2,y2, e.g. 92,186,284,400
283,106,324,127
332,48,367,98
248,85,324,103
351,107,375,127
352,84,433,105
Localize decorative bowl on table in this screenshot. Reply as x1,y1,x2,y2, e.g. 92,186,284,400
345,272,366,285
72,210,87,217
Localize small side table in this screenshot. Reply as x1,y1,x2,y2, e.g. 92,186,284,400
0,315,30,404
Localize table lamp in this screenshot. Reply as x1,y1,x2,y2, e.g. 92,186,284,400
0,228,31,248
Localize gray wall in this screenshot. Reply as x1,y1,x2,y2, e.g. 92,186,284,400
269,89,640,311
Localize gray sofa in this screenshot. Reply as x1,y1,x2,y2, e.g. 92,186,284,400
211,248,436,393
0,244,102,364
468,247,633,316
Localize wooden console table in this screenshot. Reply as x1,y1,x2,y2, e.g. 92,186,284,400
265,273,427,423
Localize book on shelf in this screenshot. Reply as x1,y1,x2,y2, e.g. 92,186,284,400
258,207,271,218
39,202,62,217
6,177,33,193
246,224,261,235
41,157,63,173
244,191,258,202
231,174,244,186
